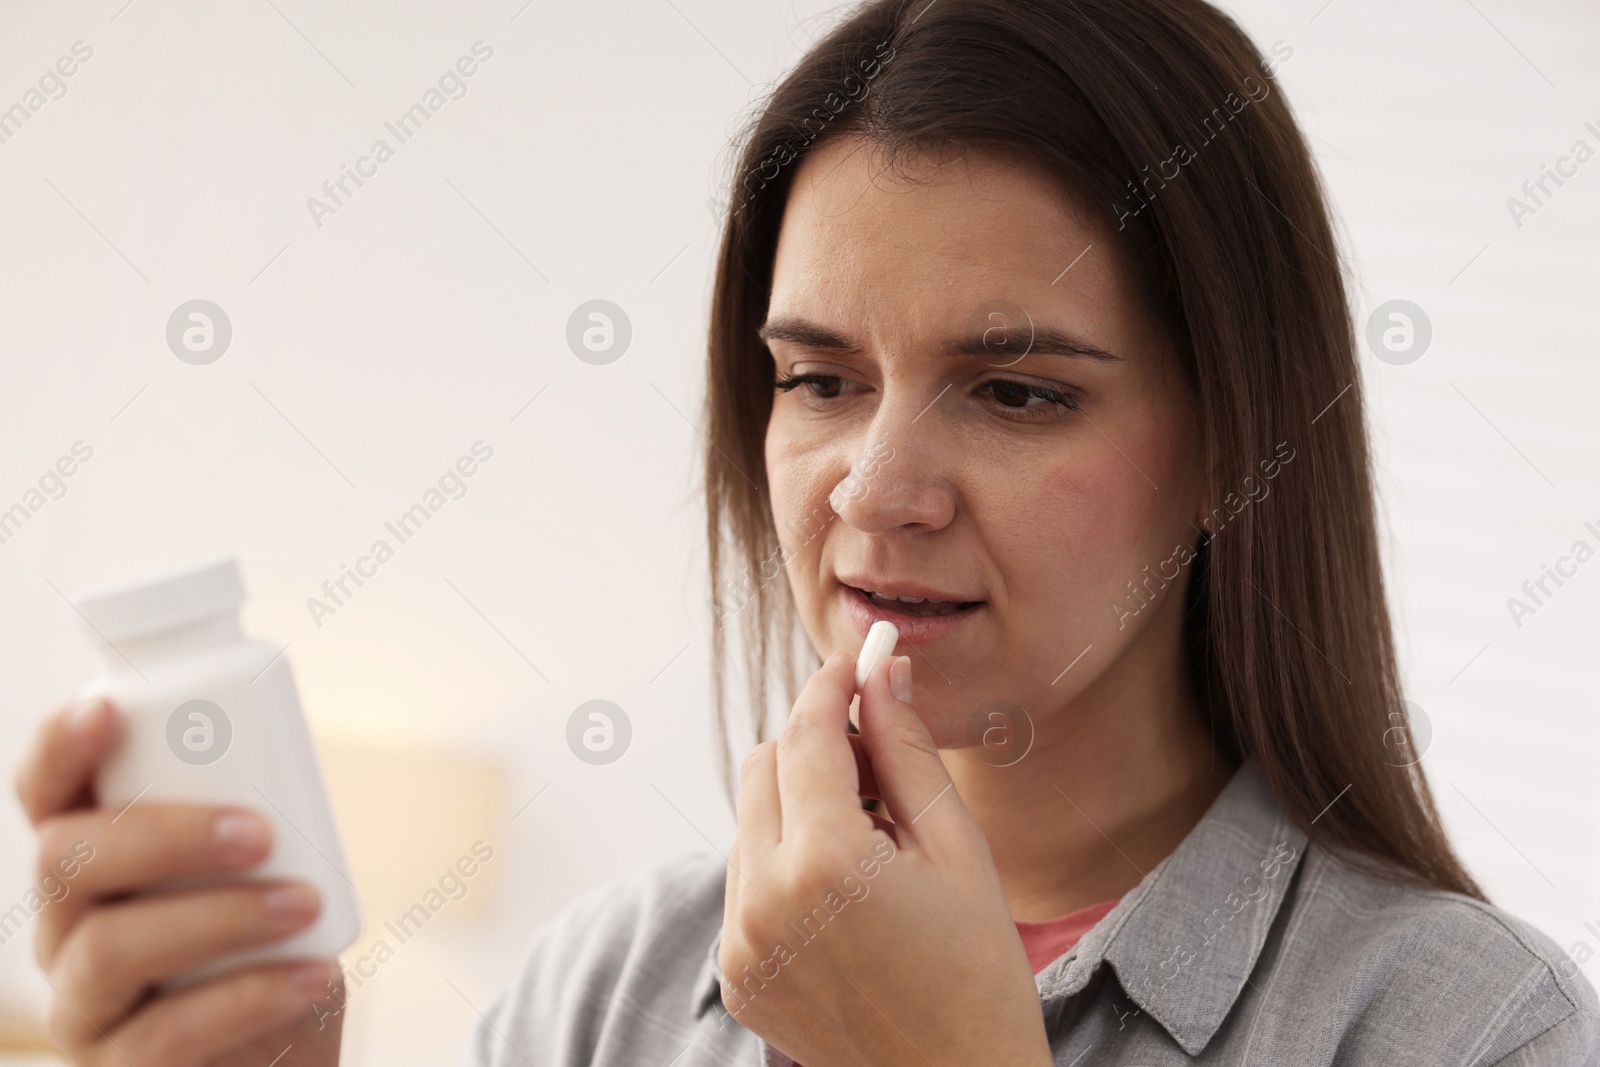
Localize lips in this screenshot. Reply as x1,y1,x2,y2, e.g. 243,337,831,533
838,579,985,644
835,574,985,618
851,587,980,617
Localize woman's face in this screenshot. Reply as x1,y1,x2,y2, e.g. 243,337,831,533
762,136,1206,749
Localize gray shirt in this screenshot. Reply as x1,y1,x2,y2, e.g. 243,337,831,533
459,759,1600,1065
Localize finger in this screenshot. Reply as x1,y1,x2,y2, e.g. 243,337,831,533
865,808,900,848
91,958,339,1067
35,805,273,965
734,741,780,853
725,836,742,908
847,734,881,800
775,650,871,830
857,655,962,844
721,830,751,987
52,881,321,1039
15,694,122,826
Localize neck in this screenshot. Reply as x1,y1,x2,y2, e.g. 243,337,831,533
941,632,1236,923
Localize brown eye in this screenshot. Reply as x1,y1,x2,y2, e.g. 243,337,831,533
982,378,1079,416
774,372,844,399
987,380,1034,408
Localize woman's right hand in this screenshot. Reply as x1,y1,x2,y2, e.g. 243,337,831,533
15,693,345,1067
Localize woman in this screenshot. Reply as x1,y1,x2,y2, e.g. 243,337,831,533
17,0,1598,1064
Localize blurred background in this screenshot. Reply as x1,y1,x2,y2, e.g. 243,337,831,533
1,0,1596,1063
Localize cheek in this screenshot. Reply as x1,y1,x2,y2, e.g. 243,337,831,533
764,422,848,591
996,462,1151,600
990,408,1195,617
767,430,857,646
766,424,829,538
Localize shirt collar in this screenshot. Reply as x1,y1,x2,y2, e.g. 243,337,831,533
1039,757,1307,1056
693,758,1307,1058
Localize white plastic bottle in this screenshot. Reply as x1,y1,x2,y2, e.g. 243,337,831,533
70,556,361,987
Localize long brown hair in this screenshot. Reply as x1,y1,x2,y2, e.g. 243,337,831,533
701,0,1484,901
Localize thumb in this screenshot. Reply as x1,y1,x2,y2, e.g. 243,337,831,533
857,655,960,839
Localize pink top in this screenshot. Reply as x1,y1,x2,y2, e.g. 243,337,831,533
781,898,1121,1067
1015,897,1121,973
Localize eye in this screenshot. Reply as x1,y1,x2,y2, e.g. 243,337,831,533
773,371,1081,421
773,371,848,401
981,378,1081,419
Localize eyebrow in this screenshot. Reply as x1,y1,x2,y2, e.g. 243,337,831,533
755,315,1124,363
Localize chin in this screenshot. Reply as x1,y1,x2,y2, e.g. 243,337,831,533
887,692,981,752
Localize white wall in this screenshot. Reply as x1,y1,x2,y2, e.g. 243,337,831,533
0,0,1595,1063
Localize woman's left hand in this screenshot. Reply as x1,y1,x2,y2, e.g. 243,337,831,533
719,649,1054,1067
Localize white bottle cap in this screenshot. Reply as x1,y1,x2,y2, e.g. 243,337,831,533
68,556,245,644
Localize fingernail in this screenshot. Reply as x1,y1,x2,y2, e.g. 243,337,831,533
214,810,271,865
890,656,912,702
264,883,320,925
291,959,336,997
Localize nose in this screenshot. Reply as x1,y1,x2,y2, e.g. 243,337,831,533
828,390,957,534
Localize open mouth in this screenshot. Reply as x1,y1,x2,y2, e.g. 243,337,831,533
848,585,984,618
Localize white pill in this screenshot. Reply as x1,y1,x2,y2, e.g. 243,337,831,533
855,619,901,691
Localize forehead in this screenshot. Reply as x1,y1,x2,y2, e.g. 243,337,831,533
769,136,1134,335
